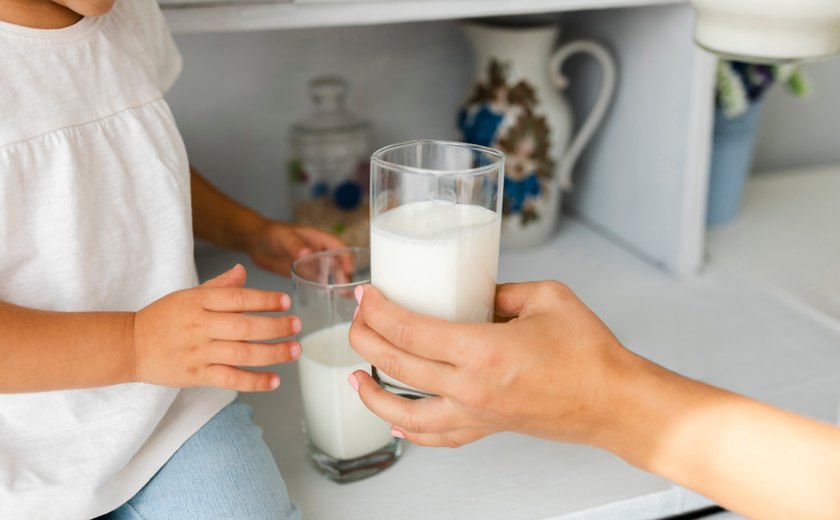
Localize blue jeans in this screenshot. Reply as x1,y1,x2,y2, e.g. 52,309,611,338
100,401,300,520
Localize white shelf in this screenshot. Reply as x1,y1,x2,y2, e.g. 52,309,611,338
195,216,840,520
168,1,714,278
161,0,682,33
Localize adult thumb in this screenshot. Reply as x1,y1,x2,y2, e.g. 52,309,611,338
201,264,247,288
494,281,550,318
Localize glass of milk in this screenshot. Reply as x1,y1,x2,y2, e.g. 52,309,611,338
291,247,401,482
370,140,505,398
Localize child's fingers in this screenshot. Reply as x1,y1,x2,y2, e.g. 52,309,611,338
204,365,279,392
201,264,247,288
297,225,347,251
278,228,310,259
202,288,291,313
209,314,301,341
209,340,300,367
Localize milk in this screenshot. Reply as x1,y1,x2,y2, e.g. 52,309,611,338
371,200,501,390
298,322,394,461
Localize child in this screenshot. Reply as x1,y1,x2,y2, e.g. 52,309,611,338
0,0,342,518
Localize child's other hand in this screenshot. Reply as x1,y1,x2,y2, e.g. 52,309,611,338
131,264,300,392
247,220,345,276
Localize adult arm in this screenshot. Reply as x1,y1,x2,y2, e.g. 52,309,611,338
348,282,840,520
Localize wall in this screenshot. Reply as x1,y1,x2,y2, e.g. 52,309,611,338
753,55,840,173
166,22,473,223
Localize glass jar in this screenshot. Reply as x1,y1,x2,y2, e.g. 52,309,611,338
288,76,371,247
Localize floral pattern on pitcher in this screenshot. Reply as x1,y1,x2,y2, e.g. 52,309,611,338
458,59,554,226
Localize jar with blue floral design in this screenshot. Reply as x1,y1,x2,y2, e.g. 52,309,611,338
289,76,371,246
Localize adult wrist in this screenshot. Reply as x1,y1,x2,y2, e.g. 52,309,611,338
590,348,674,468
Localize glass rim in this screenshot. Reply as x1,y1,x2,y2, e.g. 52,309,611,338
290,246,370,290
370,139,505,177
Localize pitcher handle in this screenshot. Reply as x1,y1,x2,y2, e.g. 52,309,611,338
549,40,617,191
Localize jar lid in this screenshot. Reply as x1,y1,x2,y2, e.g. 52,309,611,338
291,76,370,136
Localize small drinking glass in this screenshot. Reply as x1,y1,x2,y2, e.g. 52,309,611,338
292,247,401,482
369,140,505,398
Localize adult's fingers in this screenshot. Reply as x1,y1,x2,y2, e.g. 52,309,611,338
201,288,291,313
201,264,247,289
349,319,454,396
356,285,475,364
208,313,301,341
350,370,477,434
393,427,497,448
209,340,300,367
204,364,279,392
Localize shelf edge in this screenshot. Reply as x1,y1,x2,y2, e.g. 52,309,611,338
163,0,685,34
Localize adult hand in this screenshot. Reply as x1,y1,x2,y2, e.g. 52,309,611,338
350,282,840,520
348,281,640,448
132,264,301,392
246,220,346,276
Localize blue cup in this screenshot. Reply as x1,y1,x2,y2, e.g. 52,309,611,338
706,99,765,227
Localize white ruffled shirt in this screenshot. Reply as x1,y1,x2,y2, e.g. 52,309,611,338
0,2,235,518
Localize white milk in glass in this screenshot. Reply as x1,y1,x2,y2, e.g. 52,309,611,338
371,200,501,390
298,322,394,460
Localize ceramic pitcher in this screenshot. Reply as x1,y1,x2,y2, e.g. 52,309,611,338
458,22,616,248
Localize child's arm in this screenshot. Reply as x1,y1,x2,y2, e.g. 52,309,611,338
1,265,299,393
190,166,344,275
0,300,135,391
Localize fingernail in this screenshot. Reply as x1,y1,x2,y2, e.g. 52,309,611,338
298,248,313,258
270,374,280,389
279,293,291,308
291,317,302,333
289,342,301,359
347,373,359,392
354,285,365,304
390,428,405,439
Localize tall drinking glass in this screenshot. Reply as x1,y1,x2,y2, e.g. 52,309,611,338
292,248,401,482
370,140,504,398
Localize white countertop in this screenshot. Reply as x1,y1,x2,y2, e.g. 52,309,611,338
707,163,840,325
195,211,840,520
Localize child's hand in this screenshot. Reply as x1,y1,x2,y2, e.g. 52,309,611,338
247,220,346,276
131,264,300,392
